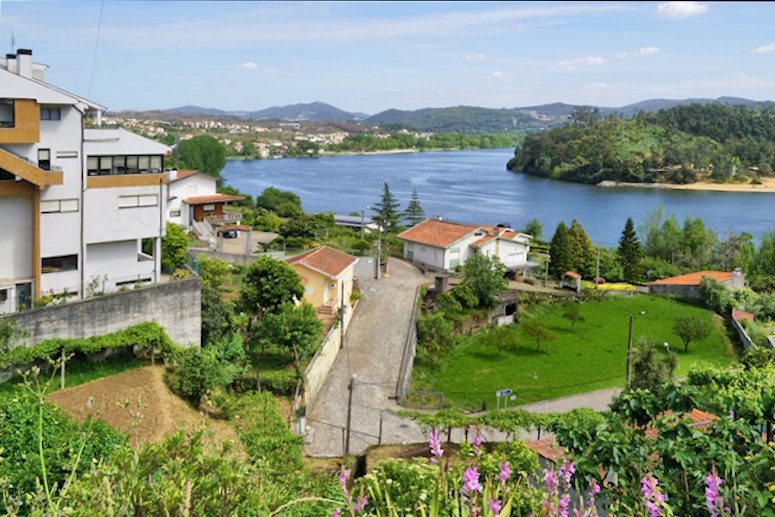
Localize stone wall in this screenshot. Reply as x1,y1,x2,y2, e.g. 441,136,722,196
1,278,201,349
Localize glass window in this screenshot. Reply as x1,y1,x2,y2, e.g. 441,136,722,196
138,156,150,172
150,156,162,173
38,149,50,171
42,254,78,273
138,194,158,206
87,156,99,175
0,100,14,128
41,200,60,213
40,107,61,120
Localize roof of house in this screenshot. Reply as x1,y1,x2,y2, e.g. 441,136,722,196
644,408,718,440
168,169,216,183
733,309,754,323
397,219,482,248
565,271,581,279
472,227,531,247
285,245,358,280
183,194,245,205
650,271,734,286
84,128,171,156
526,437,565,464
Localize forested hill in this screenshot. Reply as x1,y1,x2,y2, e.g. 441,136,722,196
507,102,775,185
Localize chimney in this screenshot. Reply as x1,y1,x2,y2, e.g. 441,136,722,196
5,54,16,73
17,49,32,78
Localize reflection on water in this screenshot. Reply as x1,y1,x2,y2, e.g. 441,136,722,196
222,149,775,248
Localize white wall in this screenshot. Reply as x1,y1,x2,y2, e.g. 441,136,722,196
85,240,157,291
84,185,166,244
0,195,32,281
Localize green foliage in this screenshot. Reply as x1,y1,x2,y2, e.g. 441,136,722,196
618,217,643,283
168,342,245,407
673,312,713,352
201,284,233,346
198,255,231,291
449,284,478,310
0,318,25,361
416,312,456,367
1,322,180,366
372,182,402,253
161,221,189,271
461,253,508,308
698,276,733,314
521,319,558,353
567,218,596,275
561,302,585,330
256,186,302,212
217,184,254,206
252,302,323,375
403,188,425,226
488,324,518,356
238,256,304,320
178,134,226,177
548,221,571,279
630,337,678,392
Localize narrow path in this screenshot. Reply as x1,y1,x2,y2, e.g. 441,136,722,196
304,260,624,456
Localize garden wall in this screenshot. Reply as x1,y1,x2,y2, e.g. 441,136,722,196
1,278,201,349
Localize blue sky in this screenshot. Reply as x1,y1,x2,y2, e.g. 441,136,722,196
1,1,774,114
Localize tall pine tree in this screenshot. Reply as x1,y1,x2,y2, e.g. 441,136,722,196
372,182,401,255
548,222,571,279
403,188,425,227
567,218,596,276
618,217,643,283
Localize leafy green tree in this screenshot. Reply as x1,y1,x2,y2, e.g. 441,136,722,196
567,218,596,275
178,135,226,177
253,211,282,232
618,217,643,283
461,253,508,308
630,337,677,393
162,222,189,271
217,185,254,206
252,302,323,378
489,325,517,356
673,313,712,353
714,230,755,272
450,283,479,309
699,276,733,315
561,302,585,330
238,256,304,325
521,319,558,353
172,344,244,407
548,221,571,279
255,187,302,213
403,188,425,226
521,218,543,242
679,215,717,269
201,284,233,346
198,255,231,291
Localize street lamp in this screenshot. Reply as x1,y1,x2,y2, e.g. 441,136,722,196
360,206,369,241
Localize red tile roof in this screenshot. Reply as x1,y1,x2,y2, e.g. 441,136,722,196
650,270,733,286
285,246,357,279
644,409,718,439
526,437,565,464
733,309,754,323
397,219,482,248
184,194,244,205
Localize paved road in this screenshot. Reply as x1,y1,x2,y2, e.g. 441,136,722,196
304,259,623,457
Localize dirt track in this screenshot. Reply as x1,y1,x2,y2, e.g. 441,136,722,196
48,366,236,448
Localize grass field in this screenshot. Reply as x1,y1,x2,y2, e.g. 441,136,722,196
413,294,737,410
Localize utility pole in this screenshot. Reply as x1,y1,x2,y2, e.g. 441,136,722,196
344,373,356,456
625,315,634,387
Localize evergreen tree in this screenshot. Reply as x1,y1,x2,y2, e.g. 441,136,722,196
372,182,401,253
403,188,425,227
567,218,596,275
548,222,571,279
618,217,643,283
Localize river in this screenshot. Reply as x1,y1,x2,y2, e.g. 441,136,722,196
221,149,775,248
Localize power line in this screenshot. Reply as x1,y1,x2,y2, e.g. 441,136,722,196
88,0,104,99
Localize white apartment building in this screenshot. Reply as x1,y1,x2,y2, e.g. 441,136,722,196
0,49,170,314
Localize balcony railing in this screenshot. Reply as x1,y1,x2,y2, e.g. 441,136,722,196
205,213,241,224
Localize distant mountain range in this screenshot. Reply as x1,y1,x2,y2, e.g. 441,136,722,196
118,97,769,134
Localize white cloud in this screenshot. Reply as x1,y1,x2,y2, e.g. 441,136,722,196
237,62,259,70
487,71,511,81
465,53,487,61
752,43,775,54
616,47,661,59
656,2,708,19
554,56,606,71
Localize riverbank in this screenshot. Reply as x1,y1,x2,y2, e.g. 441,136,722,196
598,178,775,193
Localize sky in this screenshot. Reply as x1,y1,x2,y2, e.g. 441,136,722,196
1,1,774,115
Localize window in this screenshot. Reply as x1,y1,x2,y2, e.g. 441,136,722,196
0,100,13,128
38,149,50,171
41,199,79,213
0,289,6,303
40,107,61,120
42,254,78,273
119,194,158,208
169,209,181,217
87,155,165,176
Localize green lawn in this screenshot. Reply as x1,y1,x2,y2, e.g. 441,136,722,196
414,294,737,410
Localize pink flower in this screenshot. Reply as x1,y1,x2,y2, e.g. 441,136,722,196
498,461,511,487
641,473,665,517
474,433,483,459
705,470,731,517
428,428,443,462
488,498,502,515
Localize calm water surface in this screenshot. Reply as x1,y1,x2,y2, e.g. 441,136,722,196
222,149,775,248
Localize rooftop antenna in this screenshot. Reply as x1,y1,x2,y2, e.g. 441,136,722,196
10,31,15,52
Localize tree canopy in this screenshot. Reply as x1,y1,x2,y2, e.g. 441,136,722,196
238,256,304,322
461,253,508,308
178,135,226,177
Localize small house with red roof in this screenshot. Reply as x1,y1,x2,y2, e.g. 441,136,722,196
397,218,536,272
648,269,746,298
165,169,244,230
285,246,358,319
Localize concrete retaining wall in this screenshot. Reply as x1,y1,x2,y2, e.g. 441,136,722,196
0,278,201,349
303,301,355,408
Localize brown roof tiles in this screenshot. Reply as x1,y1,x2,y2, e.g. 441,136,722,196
397,219,482,248
650,271,733,286
285,245,357,279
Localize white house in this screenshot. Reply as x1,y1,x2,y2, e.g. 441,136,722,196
0,49,170,314
165,169,243,231
397,218,537,273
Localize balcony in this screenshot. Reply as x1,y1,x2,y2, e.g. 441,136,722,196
205,212,241,224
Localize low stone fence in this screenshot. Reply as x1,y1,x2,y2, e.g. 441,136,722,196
0,278,201,349
395,286,421,400
731,311,757,352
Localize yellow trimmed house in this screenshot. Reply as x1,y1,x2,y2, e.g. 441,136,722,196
285,246,358,319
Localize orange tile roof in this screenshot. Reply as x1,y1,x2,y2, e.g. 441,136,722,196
644,409,718,439
184,194,244,205
285,246,357,279
526,437,565,464
650,270,733,286
397,219,482,248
